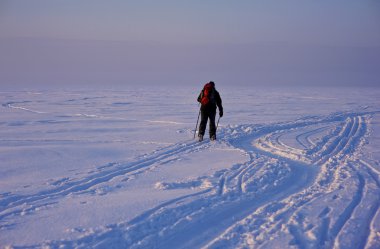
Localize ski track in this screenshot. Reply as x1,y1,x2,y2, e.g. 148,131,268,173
3,110,380,248
0,140,212,222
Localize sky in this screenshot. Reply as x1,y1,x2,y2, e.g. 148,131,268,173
0,0,379,88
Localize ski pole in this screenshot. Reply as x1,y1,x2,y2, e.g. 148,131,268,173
216,116,221,132
193,108,201,139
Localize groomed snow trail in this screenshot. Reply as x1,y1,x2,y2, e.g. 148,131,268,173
2,110,380,249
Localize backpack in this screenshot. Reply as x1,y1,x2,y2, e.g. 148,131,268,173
201,83,215,105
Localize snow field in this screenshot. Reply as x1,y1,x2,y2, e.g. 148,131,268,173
0,86,379,248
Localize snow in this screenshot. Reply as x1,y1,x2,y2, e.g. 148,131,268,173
0,86,379,248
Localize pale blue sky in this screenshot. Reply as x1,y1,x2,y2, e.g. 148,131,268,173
0,0,379,88
1,0,380,46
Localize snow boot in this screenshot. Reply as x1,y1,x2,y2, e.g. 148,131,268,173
210,135,216,141
198,134,204,142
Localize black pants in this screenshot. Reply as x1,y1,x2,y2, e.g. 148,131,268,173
198,105,216,137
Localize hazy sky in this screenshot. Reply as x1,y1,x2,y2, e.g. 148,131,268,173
0,0,379,88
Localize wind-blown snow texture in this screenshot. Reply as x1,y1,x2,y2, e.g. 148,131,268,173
1,86,380,249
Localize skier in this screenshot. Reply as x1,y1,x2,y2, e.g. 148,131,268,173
197,81,223,141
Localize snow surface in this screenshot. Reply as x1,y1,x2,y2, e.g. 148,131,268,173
0,86,380,249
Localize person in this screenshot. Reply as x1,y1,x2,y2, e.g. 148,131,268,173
197,81,223,141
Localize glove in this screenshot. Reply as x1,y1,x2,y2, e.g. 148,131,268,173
219,110,223,117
